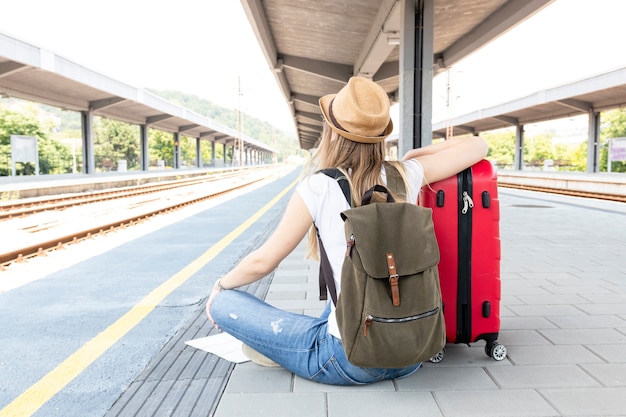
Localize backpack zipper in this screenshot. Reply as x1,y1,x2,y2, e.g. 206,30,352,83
345,234,355,256
363,307,440,336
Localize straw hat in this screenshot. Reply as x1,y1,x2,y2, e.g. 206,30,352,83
319,76,393,144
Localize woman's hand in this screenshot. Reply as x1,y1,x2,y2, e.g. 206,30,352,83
206,283,222,329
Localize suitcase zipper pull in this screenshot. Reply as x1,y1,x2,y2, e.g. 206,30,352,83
462,191,474,214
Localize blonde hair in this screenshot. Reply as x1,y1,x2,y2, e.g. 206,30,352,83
302,123,410,260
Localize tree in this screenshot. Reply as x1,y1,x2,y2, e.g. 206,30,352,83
600,109,626,173
0,106,72,176
483,130,516,168
93,118,140,171
149,129,174,167
524,133,554,168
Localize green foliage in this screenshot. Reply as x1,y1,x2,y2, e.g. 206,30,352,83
600,109,626,172
93,117,140,171
149,129,175,167
483,131,515,168
147,89,300,161
524,134,554,166
0,106,73,175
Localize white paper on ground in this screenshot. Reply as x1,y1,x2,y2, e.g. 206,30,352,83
185,332,250,363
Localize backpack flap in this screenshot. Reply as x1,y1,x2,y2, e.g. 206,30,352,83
341,203,440,278
337,201,445,368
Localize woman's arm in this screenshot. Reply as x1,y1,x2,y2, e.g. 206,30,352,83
206,191,313,324
403,136,489,186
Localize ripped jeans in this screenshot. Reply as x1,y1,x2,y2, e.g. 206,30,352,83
210,290,421,385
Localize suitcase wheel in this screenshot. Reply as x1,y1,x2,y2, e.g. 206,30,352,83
486,342,507,361
429,348,445,363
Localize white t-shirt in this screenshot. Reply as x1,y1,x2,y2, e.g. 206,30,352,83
296,159,425,339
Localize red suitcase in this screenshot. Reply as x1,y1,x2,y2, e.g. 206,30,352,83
419,159,506,362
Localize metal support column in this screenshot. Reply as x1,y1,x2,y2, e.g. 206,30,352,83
211,142,216,166
80,110,95,174
399,0,434,156
140,125,149,171
515,124,524,170
587,111,600,173
195,137,201,168
173,133,180,169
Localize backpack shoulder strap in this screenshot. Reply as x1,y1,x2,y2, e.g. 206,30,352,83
315,168,351,305
319,168,351,206
383,162,407,201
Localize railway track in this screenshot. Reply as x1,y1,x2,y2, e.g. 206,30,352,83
0,166,279,270
0,169,254,220
1,169,623,270
497,182,626,203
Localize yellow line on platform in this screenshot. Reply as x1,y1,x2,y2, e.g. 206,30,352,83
0,177,298,417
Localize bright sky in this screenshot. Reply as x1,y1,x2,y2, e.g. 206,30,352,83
3,0,626,135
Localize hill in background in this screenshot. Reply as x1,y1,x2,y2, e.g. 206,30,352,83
147,89,303,159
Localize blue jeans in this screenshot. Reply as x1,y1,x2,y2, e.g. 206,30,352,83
210,290,421,385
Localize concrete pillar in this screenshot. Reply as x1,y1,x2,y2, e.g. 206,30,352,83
587,111,600,173
80,110,95,174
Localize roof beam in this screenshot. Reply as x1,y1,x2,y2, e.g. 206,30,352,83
0,61,27,78
354,0,401,78
556,98,593,112
299,122,322,132
492,115,519,125
199,131,220,138
281,54,352,83
179,123,199,133
292,93,319,107
296,111,324,125
90,96,126,111
456,125,476,134
146,114,173,124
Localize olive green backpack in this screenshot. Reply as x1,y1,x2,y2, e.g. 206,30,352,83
318,163,446,368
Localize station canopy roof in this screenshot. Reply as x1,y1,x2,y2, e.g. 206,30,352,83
240,0,554,149
0,33,275,154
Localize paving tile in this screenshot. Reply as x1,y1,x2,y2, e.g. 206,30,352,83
508,304,585,317
501,316,558,330
214,393,326,417
506,345,604,365
586,344,626,362
540,387,626,416
581,363,626,386
223,363,293,393
486,364,601,388
328,391,443,417
575,302,626,315
433,389,558,417
498,329,552,346
516,294,590,305
395,366,498,391
538,328,626,345
545,314,626,329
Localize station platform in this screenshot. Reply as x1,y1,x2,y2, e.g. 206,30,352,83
110,179,626,416
1,169,625,417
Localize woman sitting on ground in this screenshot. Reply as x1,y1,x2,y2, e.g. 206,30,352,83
206,76,488,385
